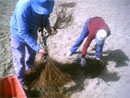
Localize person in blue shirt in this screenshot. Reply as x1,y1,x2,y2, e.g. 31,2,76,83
10,0,56,85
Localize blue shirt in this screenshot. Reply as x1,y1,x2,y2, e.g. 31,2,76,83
10,0,50,51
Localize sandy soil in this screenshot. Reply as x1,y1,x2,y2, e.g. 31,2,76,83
0,0,130,98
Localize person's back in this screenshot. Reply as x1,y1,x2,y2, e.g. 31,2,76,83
10,0,32,36
88,17,110,37
68,16,111,67
82,17,111,57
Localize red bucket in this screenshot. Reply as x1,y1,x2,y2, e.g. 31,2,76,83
0,75,26,98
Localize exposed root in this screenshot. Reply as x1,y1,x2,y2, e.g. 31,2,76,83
39,57,71,87
25,57,71,98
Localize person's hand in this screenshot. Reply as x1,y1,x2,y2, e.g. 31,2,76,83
50,27,57,35
38,48,45,56
46,27,57,35
66,51,74,57
80,57,87,67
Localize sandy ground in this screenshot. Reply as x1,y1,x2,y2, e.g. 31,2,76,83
0,0,130,98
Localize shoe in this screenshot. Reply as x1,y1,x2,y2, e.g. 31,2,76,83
67,51,73,57
96,57,100,60
22,84,28,91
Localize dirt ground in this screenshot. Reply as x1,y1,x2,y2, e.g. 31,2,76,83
0,0,130,98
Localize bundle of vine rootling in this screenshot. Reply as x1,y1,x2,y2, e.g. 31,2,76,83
35,2,75,89
25,57,71,98
25,2,77,98
39,57,71,87
36,57,71,98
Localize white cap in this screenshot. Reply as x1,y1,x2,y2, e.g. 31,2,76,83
95,29,107,45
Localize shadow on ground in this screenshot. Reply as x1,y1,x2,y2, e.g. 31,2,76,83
78,49,129,67
24,58,108,97
102,49,129,67
24,49,128,97
58,58,107,94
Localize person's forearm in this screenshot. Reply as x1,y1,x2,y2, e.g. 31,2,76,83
81,36,93,57
18,30,40,51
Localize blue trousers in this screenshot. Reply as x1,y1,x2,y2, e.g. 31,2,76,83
11,36,36,84
70,18,104,58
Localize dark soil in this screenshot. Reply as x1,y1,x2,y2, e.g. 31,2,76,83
24,58,107,98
